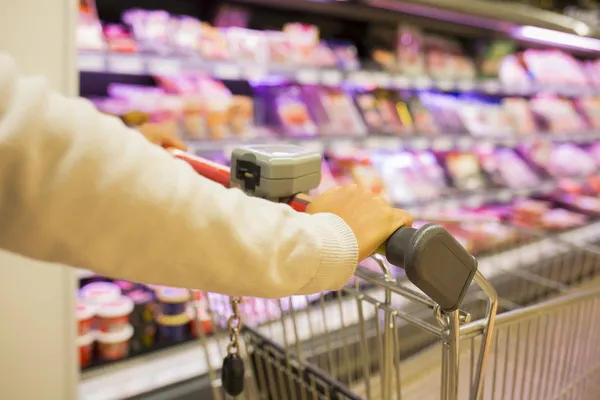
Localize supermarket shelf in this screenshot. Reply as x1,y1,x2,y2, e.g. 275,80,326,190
78,51,599,96
186,132,600,156
79,219,600,400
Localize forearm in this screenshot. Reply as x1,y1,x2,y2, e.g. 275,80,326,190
0,53,358,297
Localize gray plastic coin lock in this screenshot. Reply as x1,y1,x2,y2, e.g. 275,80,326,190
230,144,323,200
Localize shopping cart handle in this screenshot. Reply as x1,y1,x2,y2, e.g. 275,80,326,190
384,224,477,312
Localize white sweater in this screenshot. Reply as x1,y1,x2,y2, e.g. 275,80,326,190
0,53,358,298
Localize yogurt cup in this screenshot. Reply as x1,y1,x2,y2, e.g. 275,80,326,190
157,313,190,342
79,282,121,305
96,324,134,361
187,302,213,337
156,287,190,316
76,301,97,336
77,332,95,369
97,296,134,333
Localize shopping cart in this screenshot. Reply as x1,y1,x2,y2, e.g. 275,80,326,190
168,144,496,400
170,145,600,400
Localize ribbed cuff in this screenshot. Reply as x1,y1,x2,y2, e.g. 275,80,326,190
295,213,359,295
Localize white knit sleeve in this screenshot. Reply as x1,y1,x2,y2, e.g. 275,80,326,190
0,53,358,297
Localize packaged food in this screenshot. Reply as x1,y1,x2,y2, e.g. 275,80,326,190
303,87,367,136
80,282,121,305
77,332,95,369
96,324,134,361
157,313,191,342
396,25,426,76
171,16,203,55
76,301,96,336
283,23,320,66
127,290,156,352
188,302,214,337
274,87,318,137
96,296,134,333
498,54,531,88
444,152,487,190
502,98,538,135
529,95,586,133
328,41,360,71
103,24,137,53
122,9,172,54
156,287,190,316
522,50,588,86
226,28,266,63
478,148,541,189
198,23,230,60
265,31,293,65
77,10,107,51
577,96,600,130
404,94,438,135
355,93,386,132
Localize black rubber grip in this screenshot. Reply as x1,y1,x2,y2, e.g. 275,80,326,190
384,224,477,312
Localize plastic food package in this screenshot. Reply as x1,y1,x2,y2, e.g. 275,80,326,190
77,333,95,369
96,296,134,333
96,324,134,361
226,28,267,63
478,148,541,189
77,301,97,336
170,16,203,55
498,55,531,88
522,50,588,86
372,151,448,205
122,9,173,54
273,87,318,137
156,287,190,316
302,87,367,136
444,152,487,190
77,11,107,51
103,24,137,53
198,23,230,60
502,98,538,135
456,97,513,137
529,96,586,133
80,282,122,306
157,313,190,342
328,41,361,71
577,96,600,130
524,142,596,178
396,25,426,76
283,23,320,66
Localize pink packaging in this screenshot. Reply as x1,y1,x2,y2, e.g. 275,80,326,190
77,332,95,369
96,296,134,333
96,324,134,361
76,301,96,336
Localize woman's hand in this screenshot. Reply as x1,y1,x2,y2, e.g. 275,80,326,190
137,123,187,151
307,184,413,262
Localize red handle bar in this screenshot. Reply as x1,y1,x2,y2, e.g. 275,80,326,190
168,148,311,212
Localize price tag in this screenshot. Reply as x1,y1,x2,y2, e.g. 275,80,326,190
107,55,144,74
365,136,399,150
414,76,433,89
213,63,241,80
410,137,429,150
243,65,267,80
330,139,356,153
456,80,475,91
432,137,453,151
393,75,411,88
481,80,501,94
147,58,180,75
320,70,343,86
373,72,391,87
296,69,320,85
300,140,325,152
78,53,105,72
436,79,454,91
